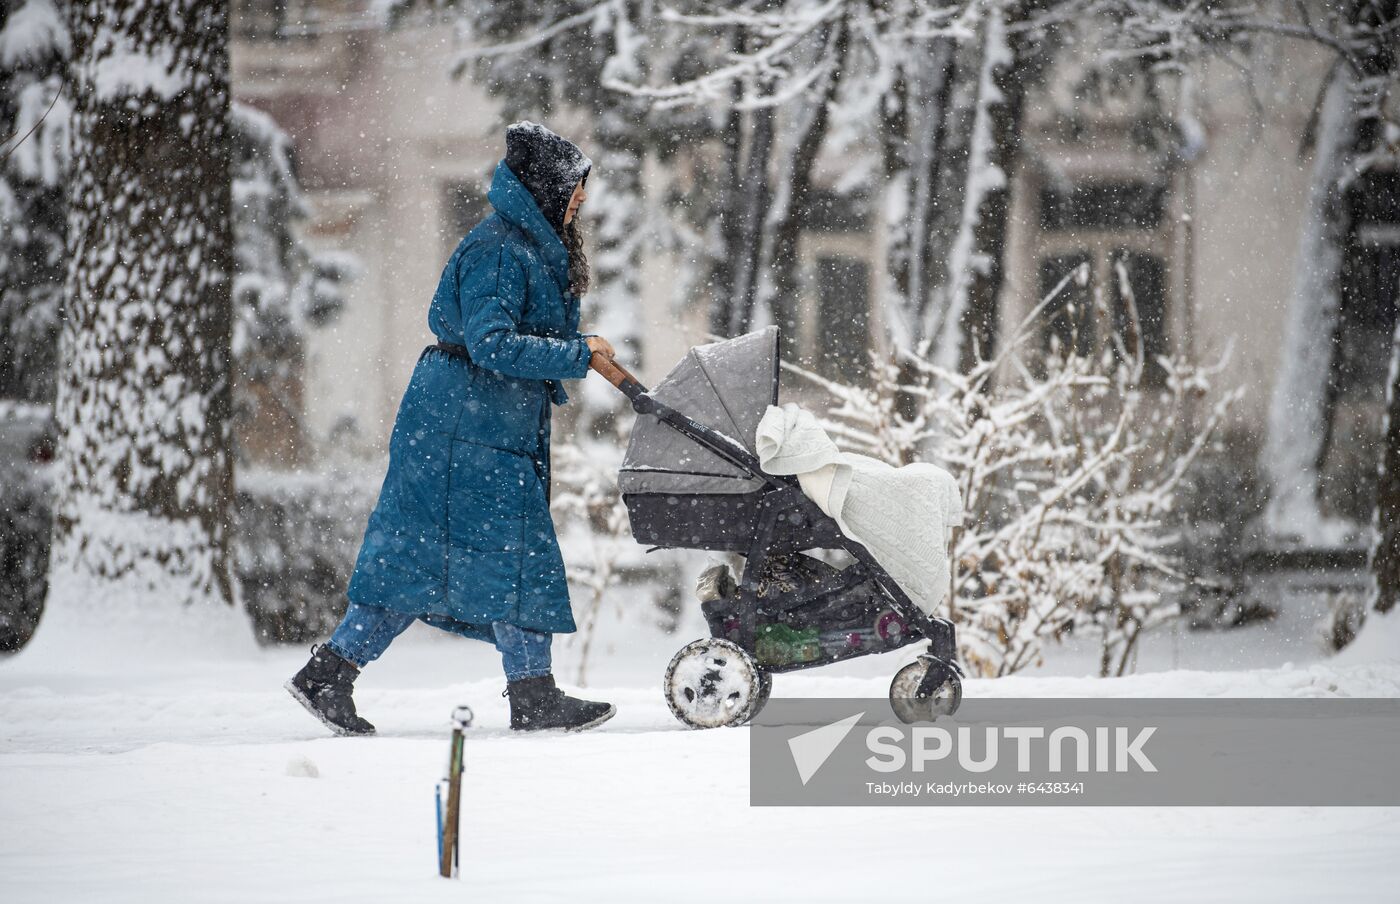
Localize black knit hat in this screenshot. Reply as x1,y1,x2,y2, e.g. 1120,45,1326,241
504,121,592,235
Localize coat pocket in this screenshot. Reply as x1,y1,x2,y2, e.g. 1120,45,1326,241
453,367,548,455
446,440,531,552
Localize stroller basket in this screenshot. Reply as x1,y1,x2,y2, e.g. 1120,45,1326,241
624,489,847,553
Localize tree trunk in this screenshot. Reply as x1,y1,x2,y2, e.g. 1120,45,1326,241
906,40,959,350
1263,0,1397,543
708,30,746,338
883,42,962,422
54,0,236,608
729,101,775,336
879,62,912,345
763,20,847,364
1363,0,1400,612
1261,67,1357,542
1371,291,1400,614
906,41,966,429
931,1,1030,371
954,15,1032,371
591,117,645,364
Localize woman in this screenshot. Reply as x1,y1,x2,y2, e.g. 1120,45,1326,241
287,122,617,735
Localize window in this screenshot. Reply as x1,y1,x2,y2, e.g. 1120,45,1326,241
1039,253,1095,358
804,188,871,234
1035,250,1169,385
1040,181,1166,231
814,255,871,383
1110,249,1169,386
1031,171,1173,385
233,0,319,42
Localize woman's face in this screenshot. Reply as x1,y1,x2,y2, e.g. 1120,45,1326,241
563,180,587,225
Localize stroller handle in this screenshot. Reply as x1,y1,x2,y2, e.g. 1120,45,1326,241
589,352,648,400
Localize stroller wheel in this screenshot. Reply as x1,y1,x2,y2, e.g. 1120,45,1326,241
889,657,962,724
663,638,767,729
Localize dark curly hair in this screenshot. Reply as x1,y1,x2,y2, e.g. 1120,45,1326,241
561,216,590,297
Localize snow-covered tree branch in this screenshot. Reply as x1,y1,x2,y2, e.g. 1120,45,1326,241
790,264,1240,676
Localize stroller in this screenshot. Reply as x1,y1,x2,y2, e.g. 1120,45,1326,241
591,326,962,729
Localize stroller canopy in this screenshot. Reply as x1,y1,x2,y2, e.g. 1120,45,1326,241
619,326,779,496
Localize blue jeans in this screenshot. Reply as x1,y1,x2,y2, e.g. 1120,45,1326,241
326,601,553,681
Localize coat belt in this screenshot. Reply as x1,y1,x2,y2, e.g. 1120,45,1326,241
434,341,472,361
431,339,564,401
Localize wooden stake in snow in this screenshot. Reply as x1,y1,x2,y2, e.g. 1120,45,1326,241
438,705,472,879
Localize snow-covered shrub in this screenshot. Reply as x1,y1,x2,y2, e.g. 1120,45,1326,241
232,468,378,645
0,0,68,403
0,401,379,649
0,472,49,652
1172,426,1267,575
1168,425,1272,628
550,439,634,686
0,402,54,651
1320,589,1368,654
232,431,693,656
792,265,1241,677
2,450,377,649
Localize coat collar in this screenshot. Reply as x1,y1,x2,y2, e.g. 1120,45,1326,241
487,160,570,294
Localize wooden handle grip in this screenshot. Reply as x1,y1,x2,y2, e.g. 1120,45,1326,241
588,352,640,390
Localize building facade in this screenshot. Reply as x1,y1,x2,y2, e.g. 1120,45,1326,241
231,1,1399,523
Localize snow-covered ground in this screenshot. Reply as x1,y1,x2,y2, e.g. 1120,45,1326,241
3,601,1399,904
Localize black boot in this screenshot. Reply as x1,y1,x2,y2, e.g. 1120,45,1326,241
286,645,376,737
506,675,615,732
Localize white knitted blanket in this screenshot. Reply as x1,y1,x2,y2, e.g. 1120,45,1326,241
754,403,963,615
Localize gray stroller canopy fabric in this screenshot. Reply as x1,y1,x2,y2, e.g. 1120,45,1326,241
619,326,780,496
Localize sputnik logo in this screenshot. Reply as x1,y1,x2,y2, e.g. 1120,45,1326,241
787,712,864,785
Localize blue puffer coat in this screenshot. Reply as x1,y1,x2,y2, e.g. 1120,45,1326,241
346,160,593,641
